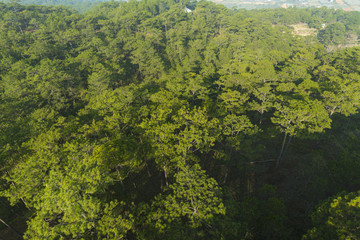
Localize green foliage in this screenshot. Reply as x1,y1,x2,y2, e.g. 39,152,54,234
147,164,225,238
271,99,331,136
303,191,360,240
0,1,359,239
12,0,108,13
318,23,347,46
241,185,291,240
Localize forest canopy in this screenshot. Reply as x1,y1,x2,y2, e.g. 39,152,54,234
0,0,359,239
1,0,109,12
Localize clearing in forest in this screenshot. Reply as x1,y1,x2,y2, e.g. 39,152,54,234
290,23,317,36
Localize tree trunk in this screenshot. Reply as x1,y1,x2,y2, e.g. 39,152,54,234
0,217,23,239
281,135,292,164
163,166,168,186
259,109,264,125
276,133,287,168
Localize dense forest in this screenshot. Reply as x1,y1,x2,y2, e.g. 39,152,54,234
0,0,360,239
1,0,108,12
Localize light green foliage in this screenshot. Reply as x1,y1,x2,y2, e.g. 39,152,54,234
141,99,220,171
314,65,359,117
219,89,249,114
149,164,225,231
97,201,134,239
10,136,134,239
303,191,360,240
272,99,331,136
84,86,134,131
3,128,63,206
222,114,257,150
127,38,165,79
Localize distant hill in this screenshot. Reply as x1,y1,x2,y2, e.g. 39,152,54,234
212,0,360,11
9,0,360,12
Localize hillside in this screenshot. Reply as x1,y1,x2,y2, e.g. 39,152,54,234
213,0,360,11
